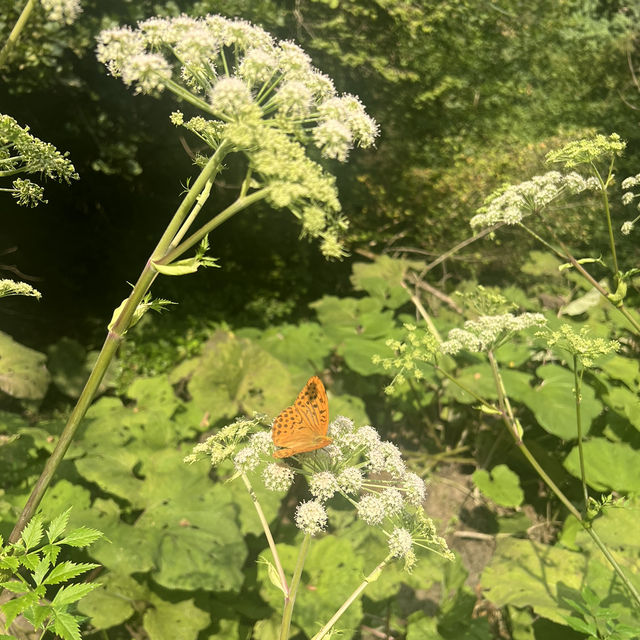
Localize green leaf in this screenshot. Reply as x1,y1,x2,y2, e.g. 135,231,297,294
33,557,50,587
52,610,81,640
168,330,294,421
350,256,418,309
152,255,217,276
482,538,585,624
58,526,103,548
472,465,524,507
77,572,147,630
0,592,39,628
564,438,640,492
0,331,51,400
143,596,210,640
46,508,71,543
340,336,395,375
21,514,44,550
520,364,602,439
560,287,601,316
562,616,597,634
51,582,100,606
44,561,98,585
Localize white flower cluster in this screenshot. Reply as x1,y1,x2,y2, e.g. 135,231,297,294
96,15,377,160
620,173,640,236
440,312,546,355
41,0,82,25
96,14,378,260
470,171,598,231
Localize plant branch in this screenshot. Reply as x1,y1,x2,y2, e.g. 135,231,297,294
280,534,311,640
8,151,228,543
240,473,289,597
0,0,36,68
311,554,393,640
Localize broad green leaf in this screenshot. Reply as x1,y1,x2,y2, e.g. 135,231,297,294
482,538,585,624
602,386,640,432
599,354,640,389
406,612,446,640
77,572,148,629
564,438,640,492
521,364,601,439
168,330,294,421
560,287,601,316
329,393,370,428
143,595,209,640
350,256,419,309
0,331,50,400
126,375,180,420
472,465,524,507
339,336,395,376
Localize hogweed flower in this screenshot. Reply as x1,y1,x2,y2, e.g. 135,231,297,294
295,500,328,536
96,14,378,259
620,173,640,236
0,114,78,207
545,133,626,169
538,324,620,367
0,279,42,299
470,171,598,231
41,0,82,25
440,312,547,355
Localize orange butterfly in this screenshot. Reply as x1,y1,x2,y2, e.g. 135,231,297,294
272,376,332,458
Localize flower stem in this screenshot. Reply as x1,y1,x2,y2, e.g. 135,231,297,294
0,0,36,68
572,356,589,510
311,554,393,640
592,162,619,279
280,534,311,640
9,150,229,543
240,473,289,597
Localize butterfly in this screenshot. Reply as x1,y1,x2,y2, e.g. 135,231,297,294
272,376,332,458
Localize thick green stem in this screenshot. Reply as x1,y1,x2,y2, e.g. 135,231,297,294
0,0,36,68
572,356,589,510
240,473,289,597
280,534,311,640
8,150,229,543
311,555,393,640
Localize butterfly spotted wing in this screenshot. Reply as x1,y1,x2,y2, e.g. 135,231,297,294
272,376,332,458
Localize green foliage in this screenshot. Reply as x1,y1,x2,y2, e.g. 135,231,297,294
0,510,102,640
472,464,524,508
0,331,50,401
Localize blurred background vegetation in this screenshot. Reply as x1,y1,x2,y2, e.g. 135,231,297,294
2,0,639,351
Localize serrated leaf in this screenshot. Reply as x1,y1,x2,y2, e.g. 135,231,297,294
562,615,597,634
0,580,28,594
52,582,100,606
21,515,44,550
46,509,71,543
33,557,51,587
0,592,39,628
52,610,81,640
28,600,52,628
45,561,98,585
58,527,103,548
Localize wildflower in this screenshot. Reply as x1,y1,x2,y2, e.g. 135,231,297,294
621,220,634,235
234,446,260,473
387,527,413,558
295,500,328,536
402,472,427,507
41,0,82,25
545,133,626,168
250,431,273,455
380,488,405,517
0,279,42,299
336,467,363,494
539,324,620,367
357,494,387,526
309,471,339,502
263,463,295,492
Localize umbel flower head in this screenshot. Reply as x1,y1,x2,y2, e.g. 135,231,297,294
187,414,452,571
96,15,379,259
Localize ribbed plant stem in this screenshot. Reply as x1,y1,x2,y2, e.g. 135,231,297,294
8,149,228,543
279,534,311,640
0,0,36,68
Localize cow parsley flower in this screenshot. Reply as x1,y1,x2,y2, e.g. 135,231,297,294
295,500,328,536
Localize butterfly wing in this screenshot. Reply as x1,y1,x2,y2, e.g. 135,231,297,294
272,376,332,458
